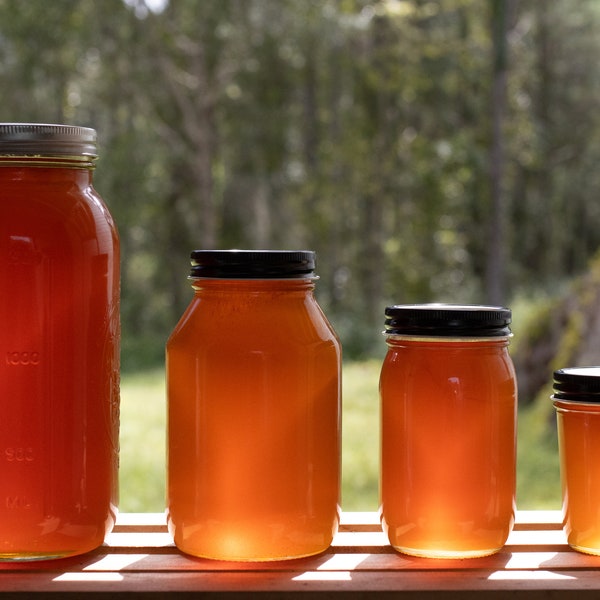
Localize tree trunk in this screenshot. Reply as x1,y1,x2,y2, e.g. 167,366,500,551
486,0,511,305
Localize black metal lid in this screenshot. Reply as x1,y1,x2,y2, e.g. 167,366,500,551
553,367,600,402
189,250,316,279
384,303,512,337
0,123,97,156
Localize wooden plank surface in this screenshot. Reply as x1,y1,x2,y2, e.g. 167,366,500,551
1,511,600,598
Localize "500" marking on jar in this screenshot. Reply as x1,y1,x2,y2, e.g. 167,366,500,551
5,447,35,462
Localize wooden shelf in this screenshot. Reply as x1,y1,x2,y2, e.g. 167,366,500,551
2,510,600,598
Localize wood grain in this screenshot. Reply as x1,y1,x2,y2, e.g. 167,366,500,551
2,511,600,598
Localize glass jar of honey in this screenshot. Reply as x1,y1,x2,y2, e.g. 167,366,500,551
553,367,600,555
166,250,341,561
0,123,120,560
380,304,517,558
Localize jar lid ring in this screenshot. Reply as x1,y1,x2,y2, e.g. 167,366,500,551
0,123,97,157
188,249,316,279
384,303,512,337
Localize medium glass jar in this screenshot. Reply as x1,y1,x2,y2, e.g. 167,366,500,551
380,304,517,558
553,367,600,555
0,123,120,560
166,250,341,561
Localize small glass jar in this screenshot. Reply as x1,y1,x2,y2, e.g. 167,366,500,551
553,367,600,555
166,250,341,561
379,304,517,558
0,124,120,560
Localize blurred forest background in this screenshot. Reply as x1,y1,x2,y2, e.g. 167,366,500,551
2,0,600,510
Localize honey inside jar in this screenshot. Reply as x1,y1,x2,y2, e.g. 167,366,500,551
0,125,120,560
166,252,341,561
379,304,517,558
554,367,600,555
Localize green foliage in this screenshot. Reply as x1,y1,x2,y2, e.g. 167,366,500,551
121,333,167,373
3,0,600,361
508,251,600,508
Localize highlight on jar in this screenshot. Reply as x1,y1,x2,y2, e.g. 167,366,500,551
379,303,518,559
165,249,342,561
553,366,600,556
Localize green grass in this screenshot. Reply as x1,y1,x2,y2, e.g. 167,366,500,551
119,368,166,512
516,393,561,509
118,360,562,513
341,360,380,510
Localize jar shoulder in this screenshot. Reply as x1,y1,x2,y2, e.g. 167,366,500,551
167,294,339,351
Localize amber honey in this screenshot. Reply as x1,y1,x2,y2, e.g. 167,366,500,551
554,367,600,555
379,304,517,558
0,124,120,560
166,251,341,561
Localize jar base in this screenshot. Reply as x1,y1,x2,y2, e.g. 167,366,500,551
568,542,600,556
391,544,503,559
175,545,330,562
0,551,80,562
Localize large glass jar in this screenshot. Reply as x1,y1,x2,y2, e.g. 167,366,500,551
380,304,517,558
0,123,120,560
554,367,600,555
166,250,341,561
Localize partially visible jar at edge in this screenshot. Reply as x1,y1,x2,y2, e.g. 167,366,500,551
379,304,517,559
553,367,600,555
166,250,341,561
0,123,120,560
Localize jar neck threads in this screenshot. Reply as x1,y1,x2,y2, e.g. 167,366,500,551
191,278,316,295
0,156,96,169
385,335,511,345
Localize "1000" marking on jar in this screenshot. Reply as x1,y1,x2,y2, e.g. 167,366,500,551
5,352,40,366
